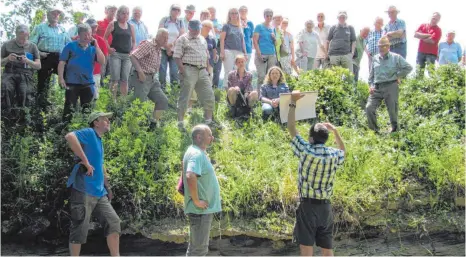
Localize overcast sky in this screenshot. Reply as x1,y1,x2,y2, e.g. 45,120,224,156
1,0,464,80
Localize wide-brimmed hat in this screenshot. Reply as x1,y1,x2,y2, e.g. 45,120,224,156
378,36,391,46
48,8,64,15
185,4,196,12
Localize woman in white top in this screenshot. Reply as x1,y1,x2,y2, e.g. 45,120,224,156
296,20,324,72
158,4,185,88
220,8,247,87
279,18,298,75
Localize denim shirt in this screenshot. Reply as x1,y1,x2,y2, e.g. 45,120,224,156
128,18,149,46
260,83,290,100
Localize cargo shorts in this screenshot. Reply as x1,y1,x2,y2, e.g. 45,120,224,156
69,189,121,244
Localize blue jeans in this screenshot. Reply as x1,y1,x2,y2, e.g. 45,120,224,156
390,42,407,59
159,50,179,87
262,103,276,119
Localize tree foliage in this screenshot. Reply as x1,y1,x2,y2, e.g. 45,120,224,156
0,0,94,39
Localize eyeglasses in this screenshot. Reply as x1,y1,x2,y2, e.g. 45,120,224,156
230,12,239,15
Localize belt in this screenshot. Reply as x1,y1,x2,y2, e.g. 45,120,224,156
375,80,397,86
300,198,331,204
183,63,206,69
133,70,155,76
39,50,60,55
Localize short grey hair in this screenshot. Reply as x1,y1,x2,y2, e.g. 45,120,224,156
77,23,92,35
133,6,142,14
156,28,168,37
15,24,29,34
191,124,209,143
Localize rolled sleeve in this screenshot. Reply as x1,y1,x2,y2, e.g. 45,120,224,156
291,135,308,157
186,154,202,176
336,149,345,165
74,128,93,145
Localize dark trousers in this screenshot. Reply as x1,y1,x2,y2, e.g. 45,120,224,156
37,52,60,107
63,85,94,122
416,52,437,77
2,71,33,110
353,64,360,83
212,46,222,88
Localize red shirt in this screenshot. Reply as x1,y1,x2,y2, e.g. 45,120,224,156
93,35,108,75
416,23,442,56
96,18,113,46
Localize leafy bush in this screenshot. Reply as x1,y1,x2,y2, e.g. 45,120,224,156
1,65,464,238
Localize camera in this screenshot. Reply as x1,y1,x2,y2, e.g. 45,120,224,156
16,56,22,61
90,40,96,47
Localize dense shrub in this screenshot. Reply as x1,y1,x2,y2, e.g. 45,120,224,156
1,65,464,238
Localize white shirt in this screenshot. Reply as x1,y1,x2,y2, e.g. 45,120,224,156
297,30,322,58
315,24,330,59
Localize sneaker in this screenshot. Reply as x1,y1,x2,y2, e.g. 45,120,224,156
178,121,187,132
206,120,224,130
149,120,161,130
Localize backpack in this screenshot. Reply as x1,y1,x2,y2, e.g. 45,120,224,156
163,17,183,31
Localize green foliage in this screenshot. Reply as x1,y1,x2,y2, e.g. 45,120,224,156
1,65,464,237
0,0,94,39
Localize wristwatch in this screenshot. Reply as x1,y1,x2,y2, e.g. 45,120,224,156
289,103,296,108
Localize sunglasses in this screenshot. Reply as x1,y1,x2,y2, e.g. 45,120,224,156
230,12,239,15
318,15,324,18
265,14,273,17
172,8,181,11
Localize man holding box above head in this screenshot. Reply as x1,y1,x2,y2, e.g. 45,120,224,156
286,90,345,257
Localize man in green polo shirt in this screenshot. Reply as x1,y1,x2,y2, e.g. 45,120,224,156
183,124,221,256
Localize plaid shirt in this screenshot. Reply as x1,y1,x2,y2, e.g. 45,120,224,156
383,19,407,46
173,33,209,67
227,70,253,93
30,23,71,53
131,39,162,74
365,29,383,56
291,135,345,200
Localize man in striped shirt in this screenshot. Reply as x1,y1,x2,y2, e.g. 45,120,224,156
287,90,345,256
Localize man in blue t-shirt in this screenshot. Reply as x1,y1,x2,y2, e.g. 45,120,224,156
65,112,120,256
58,23,105,122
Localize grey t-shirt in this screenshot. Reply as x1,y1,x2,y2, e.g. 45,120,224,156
222,23,244,52
1,39,40,70
327,24,356,56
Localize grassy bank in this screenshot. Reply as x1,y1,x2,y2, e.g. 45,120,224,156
1,66,464,240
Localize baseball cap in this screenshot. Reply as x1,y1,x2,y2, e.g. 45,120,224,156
188,19,201,30
338,11,347,18
186,4,196,12
85,18,98,27
88,112,113,124
48,8,64,15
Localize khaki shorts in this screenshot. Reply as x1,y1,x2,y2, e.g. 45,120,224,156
69,189,121,244
130,72,169,110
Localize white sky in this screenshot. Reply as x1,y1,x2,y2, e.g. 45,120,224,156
1,0,464,80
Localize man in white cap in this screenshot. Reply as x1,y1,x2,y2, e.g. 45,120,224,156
1,24,41,111
383,6,407,58
327,11,356,73
366,36,412,133
183,5,196,32
174,19,216,131
438,30,462,65
65,112,120,256
30,8,71,107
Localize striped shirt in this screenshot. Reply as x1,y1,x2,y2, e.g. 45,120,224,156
383,19,407,46
30,23,71,53
173,33,209,67
365,29,383,56
130,38,162,74
291,135,345,200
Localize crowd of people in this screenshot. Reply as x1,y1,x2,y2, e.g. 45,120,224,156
1,4,466,256
2,5,466,126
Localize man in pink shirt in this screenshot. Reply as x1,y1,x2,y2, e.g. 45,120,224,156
414,12,442,77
